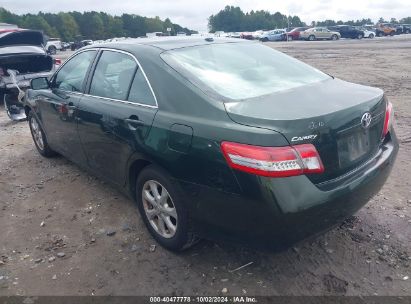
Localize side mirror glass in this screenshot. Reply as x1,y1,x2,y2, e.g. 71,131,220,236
31,77,49,90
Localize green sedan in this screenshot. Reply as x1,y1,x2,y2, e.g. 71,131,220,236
25,38,398,251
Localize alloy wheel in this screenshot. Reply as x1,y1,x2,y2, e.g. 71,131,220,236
30,117,45,151
142,180,178,238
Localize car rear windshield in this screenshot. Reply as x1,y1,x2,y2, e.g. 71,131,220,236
161,42,329,100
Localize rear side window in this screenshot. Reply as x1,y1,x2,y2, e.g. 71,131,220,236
54,50,96,92
128,68,157,106
90,50,137,101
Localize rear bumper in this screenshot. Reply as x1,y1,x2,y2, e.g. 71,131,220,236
179,131,399,248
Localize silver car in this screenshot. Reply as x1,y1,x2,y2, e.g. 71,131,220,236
300,27,341,41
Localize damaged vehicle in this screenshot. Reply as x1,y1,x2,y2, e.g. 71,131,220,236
25,39,398,251
0,30,55,120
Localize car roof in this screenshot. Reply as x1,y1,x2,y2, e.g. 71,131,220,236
83,37,251,52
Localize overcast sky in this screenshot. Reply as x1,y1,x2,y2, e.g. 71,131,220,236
3,0,411,31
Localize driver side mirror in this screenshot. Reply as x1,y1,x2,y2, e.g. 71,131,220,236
31,77,50,90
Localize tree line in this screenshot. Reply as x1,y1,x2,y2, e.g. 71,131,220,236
209,6,411,32
0,7,196,41
208,6,304,32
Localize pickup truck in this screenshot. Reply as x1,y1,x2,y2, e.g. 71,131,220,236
375,23,396,36
45,38,62,54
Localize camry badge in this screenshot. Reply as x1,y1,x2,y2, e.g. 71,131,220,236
361,112,372,129
291,134,318,142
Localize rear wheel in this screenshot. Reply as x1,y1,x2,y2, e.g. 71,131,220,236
357,33,363,39
28,111,56,157
378,32,384,37
406,29,410,34
48,45,57,55
369,33,375,39
390,31,395,36
261,37,268,42
308,35,315,41
136,165,198,251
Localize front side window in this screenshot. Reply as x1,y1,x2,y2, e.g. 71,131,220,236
90,51,137,101
54,50,96,92
161,43,330,100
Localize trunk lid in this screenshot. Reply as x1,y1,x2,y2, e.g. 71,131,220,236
224,78,386,184
0,30,46,47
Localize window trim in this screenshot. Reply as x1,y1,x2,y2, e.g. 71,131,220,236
85,48,158,109
50,48,98,94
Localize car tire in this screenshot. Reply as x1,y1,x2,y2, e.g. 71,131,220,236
136,165,198,251
287,35,293,41
308,35,315,41
261,37,268,42
369,33,375,39
406,29,410,34
390,31,395,36
357,33,363,39
48,46,57,55
28,111,57,157
378,32,384,37
331,34,338,40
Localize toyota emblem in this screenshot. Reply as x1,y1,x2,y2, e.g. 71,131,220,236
361,112,372,129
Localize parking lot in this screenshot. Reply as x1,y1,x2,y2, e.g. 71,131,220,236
0,35,410,296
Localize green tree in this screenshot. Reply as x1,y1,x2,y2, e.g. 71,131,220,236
145,16,163,33
208,6,245,32
400,17,411,23
21,14,58,37
0,7,20,25
56,12,80,41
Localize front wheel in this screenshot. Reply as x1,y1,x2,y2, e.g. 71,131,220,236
390,31,395,36
136,165,198,251
369,33,375,39
357,33,363,39
308,35,315,41
261,37,268,42
378,32,384,37
28,112,56,157
331,34,338,40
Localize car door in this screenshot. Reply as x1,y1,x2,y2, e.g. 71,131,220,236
267,31,275,41
36,49,97,163
77,49,158,185
327,28,335,39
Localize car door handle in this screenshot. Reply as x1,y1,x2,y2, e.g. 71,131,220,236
125,117,144,130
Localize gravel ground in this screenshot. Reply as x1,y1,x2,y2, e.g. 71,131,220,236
0,35,410,296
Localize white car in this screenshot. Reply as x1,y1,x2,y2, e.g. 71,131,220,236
360,28,375,38
214,31,229,37
252,30,266,40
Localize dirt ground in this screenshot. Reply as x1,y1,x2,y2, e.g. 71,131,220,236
0,35,410,297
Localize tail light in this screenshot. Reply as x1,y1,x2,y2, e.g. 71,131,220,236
221,142,324,178
382,101,394,138
54,58,62,65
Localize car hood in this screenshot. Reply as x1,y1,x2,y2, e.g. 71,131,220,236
0,30,46,48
